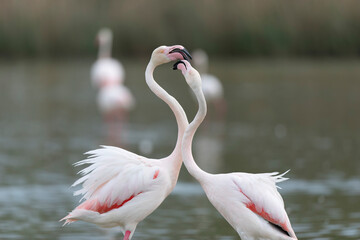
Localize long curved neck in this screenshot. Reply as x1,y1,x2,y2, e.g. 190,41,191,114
145,60,188,178
98,39,112,59
182,85,209,182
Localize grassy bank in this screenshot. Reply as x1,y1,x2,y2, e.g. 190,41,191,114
1,0,360,58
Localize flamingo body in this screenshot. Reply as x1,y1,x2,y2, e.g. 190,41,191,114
91,58,125,88
173,60,297,240
199,172,295,240
64,146,171,230
91,29,125,88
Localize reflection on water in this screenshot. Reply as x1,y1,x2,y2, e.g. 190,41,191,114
0,59,359,239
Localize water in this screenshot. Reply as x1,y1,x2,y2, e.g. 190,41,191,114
0,59,359,239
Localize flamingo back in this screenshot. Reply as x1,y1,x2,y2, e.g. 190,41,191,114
231,171,296,238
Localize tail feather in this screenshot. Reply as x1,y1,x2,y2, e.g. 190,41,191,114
60,209,100,226
275,170,290,182
60,213,78,226
273,170,290,189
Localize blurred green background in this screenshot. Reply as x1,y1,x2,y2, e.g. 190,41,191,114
1,0,360,58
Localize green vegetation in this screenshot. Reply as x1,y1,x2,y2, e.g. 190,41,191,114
1,0,360,58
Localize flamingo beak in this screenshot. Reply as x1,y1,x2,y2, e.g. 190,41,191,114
173,60,187,70
169,48,192,61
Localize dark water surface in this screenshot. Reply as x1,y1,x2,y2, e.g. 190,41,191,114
0,59,359,239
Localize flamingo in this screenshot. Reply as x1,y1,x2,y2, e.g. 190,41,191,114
192,49,226,121
61,45,192,240
91,28,125,88
173,60,297,240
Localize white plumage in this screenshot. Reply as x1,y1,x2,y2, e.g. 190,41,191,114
200,172,295,240
65,146,171,229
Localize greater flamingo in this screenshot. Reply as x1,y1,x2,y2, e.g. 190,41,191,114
192,49,226,121
173,60,297,240
61,45,192,240
91,28,125,88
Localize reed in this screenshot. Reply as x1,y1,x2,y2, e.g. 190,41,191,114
1,0,360,57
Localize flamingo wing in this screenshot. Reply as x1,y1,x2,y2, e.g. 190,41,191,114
231,171,293,236
71,145,163,214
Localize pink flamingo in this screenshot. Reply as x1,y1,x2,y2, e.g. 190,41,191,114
173,60,297,240
61,45,192,240
91,28,125,88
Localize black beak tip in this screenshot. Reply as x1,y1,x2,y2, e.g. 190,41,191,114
183,48,192,60
173,60,187,70
173,60,181,70
170,47,192,61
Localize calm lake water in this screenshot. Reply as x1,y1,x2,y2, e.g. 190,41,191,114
0,58,359,239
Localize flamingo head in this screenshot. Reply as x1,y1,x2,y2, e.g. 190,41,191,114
173,60,201,90
96,28,113,46
151,45,192,66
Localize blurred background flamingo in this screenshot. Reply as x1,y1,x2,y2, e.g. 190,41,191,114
192,49,226,123
91,28,135,146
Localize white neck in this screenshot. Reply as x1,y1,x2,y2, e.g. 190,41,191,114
182,85,209,182
145,60,188,182
98,38,112,59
